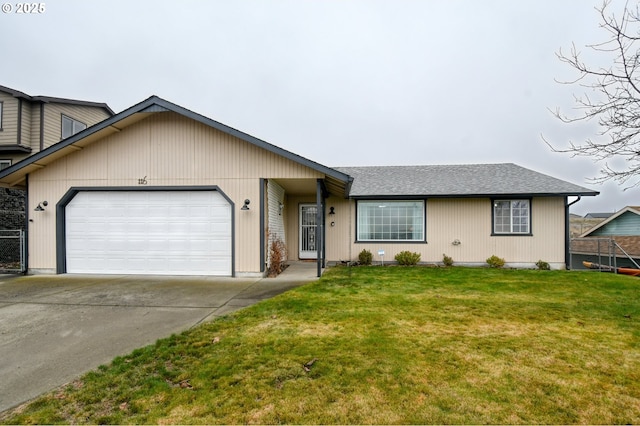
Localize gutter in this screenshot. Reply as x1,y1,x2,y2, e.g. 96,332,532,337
565,196,582,270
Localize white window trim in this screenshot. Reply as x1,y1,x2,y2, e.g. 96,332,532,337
356,200,425,242
492,199,532,235
0,159,11,171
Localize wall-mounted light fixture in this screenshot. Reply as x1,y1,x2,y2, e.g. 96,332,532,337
452,239,461,246
329,206,335,215
34,201,48,211
241,199,250,211
279,202,284,215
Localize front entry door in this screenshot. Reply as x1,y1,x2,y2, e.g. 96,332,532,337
299,204,318,259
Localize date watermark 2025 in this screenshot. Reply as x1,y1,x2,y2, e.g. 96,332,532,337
2,3,46,13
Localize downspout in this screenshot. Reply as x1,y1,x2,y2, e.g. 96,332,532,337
565,195,582,270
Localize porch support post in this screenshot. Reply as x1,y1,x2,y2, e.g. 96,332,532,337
316,179,323,277
259,178,266,274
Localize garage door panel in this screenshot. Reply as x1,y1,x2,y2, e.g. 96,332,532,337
147,222,168,234
107,222,128,233
190,223,212,234
106,257,129,270
120,238,145,251
170,223,190,234
66,190,232,276
190,239,212,251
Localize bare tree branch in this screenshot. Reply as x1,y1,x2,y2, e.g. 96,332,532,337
547,0,640,189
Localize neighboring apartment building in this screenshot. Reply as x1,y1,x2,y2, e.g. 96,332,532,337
0,84,114,170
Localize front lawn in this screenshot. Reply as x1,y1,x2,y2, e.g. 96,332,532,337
2,267,639,424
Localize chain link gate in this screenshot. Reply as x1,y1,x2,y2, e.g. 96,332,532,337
0,230,25,274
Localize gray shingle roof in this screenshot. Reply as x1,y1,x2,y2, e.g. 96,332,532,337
335,163,598,198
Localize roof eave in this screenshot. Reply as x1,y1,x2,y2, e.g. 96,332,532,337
349,191,599,200
0,84,32,100
0,85,115,115
33,96,115,115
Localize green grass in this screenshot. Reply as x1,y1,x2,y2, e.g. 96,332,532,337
2,266,640,424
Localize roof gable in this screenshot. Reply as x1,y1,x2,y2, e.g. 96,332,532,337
580,206,640,237
0,96,352,193
336,163,598,198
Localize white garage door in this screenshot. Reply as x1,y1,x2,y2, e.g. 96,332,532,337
65,191,232,275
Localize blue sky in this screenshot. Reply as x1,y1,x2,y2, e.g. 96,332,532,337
1,0,635,215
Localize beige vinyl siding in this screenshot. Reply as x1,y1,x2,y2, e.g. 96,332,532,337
27,112,324,274
41,103,110,148
29,103,41,152
425,198,490,262
25,179,62,273
324,196,352,262
6,153,32,164
0,92,19,146
333,197,567,268
422,198,556,264
20,99,32,148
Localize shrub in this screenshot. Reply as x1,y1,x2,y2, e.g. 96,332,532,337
535,260,551,270
395,251,421,266
267,231,288,277
358,249,373,266
486,255,505,268
442,253,454,267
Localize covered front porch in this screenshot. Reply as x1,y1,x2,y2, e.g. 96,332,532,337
263,175,351,277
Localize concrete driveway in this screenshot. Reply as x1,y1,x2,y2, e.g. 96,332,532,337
0,263,317,412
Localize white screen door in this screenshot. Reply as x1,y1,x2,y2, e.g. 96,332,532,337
299,204,318,259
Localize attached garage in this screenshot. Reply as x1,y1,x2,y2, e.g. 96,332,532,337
61,189,233,276
0,96,355,276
